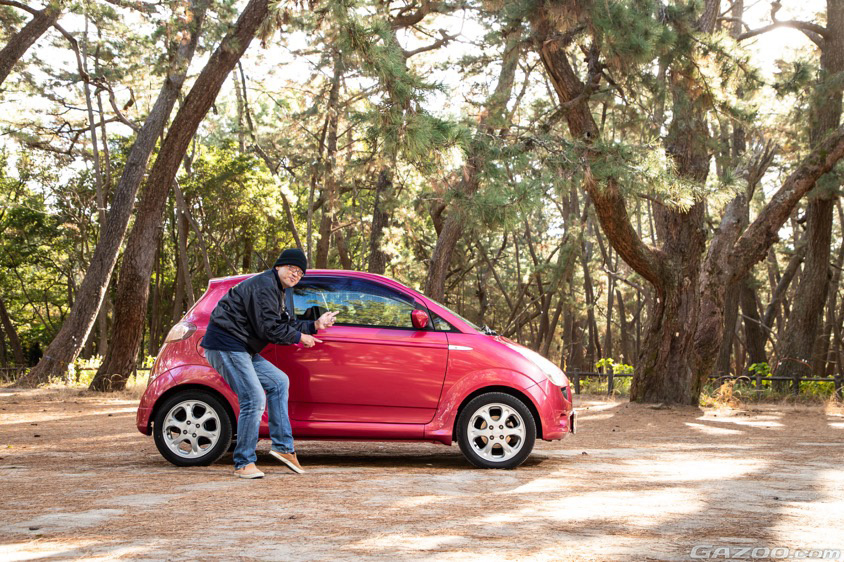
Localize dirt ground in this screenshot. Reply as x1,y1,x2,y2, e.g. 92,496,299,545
1,388,843,561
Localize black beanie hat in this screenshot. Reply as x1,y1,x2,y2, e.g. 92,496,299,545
274,248,308,273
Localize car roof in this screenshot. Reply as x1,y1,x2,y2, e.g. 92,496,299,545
209,269,427,299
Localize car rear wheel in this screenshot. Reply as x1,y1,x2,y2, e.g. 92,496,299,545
153,390,232,467
456,392,536,469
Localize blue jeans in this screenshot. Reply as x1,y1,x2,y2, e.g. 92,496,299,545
205,349,294,469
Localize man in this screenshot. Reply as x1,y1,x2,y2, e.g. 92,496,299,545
201,248,338,479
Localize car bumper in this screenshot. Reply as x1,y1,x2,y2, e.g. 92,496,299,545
136,369,176,435
535,378,575,440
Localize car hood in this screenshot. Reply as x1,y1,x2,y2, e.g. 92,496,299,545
484,336,568,387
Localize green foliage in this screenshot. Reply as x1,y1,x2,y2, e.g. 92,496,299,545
590,0,677,66
179,144,289,274
596,357,634,375
588,138,725,211
701,376,837,404
578,374,632,396
772,58,815,98
336,3,464,166
0,153,70,350
748,362,771,378
0,5,27,35
67,355,102,385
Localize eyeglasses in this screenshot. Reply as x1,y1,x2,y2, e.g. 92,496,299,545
286,266,304,278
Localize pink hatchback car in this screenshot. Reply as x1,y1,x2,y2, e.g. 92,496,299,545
137,270,576,469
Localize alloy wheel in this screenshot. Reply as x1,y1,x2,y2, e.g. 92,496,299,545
466,402,527,462
161,399,222,459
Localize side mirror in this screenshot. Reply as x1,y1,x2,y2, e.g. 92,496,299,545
411,309,429,330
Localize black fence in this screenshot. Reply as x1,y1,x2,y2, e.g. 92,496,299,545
0,365,152,385
2,362,841,398
568,370,843,397
0,365,28,383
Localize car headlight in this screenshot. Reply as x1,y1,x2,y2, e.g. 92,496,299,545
507,344,567,387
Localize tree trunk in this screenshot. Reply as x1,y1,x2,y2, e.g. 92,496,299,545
823,204,844,376
775,198,835,382
580,240,602,367
762,242,805,336
0,325,7,366
368,167,392,274
174,180,213,280
632,204,708,404
616,289,634,365
715,282,741,375
603,253,615,361
16,0,208,388
740,280,768,368
812,228,841,377
148,239,162,356
88,0,271,391
424,26,522,301
175,194,196,309
0,296,25,365
0,0,60,87
315,50,344,270
80,15,109,359
774,0,843,385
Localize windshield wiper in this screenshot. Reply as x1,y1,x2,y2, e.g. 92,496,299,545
482,324,499,336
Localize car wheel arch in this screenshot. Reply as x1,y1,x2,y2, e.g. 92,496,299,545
148,383,236,436
451,385,543,442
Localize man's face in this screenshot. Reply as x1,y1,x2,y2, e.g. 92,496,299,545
277,265,304,288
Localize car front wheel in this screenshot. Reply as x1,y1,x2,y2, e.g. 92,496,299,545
153,390,232,467
456,392,536,469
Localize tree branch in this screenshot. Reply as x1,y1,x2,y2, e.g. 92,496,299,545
532,11,665,289
390,0,455,30
101,81,141,132
101,0,157,14
402,29,459,58
0,0,40,16
738,20,827,47
730,125,844,280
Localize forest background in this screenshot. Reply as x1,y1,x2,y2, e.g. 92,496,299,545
1,0,843,404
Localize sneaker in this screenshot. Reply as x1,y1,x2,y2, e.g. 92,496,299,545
270,450,305,474
234,463,264,479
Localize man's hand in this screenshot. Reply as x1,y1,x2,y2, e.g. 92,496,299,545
315,310,339,330
300,334,323,348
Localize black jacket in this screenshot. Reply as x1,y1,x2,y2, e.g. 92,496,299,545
205,268,317,354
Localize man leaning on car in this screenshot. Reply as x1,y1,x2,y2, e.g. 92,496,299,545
200,248,339,479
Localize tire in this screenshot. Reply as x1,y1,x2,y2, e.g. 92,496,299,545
153,390,232,467
456,392,536,469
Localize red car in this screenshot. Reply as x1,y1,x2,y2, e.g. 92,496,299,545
137,270,576,469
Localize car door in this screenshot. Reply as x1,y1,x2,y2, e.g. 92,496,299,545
274,276,449,424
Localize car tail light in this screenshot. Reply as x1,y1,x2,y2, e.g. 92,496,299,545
164,321,196,343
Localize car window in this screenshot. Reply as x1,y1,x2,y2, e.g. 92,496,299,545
292,277,420,329
431,312,456,332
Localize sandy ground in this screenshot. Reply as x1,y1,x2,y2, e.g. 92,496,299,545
0,388,843,561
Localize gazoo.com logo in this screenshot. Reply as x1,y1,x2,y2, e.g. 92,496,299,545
690,545,842,560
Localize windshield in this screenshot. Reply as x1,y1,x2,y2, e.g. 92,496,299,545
428,299,484,332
